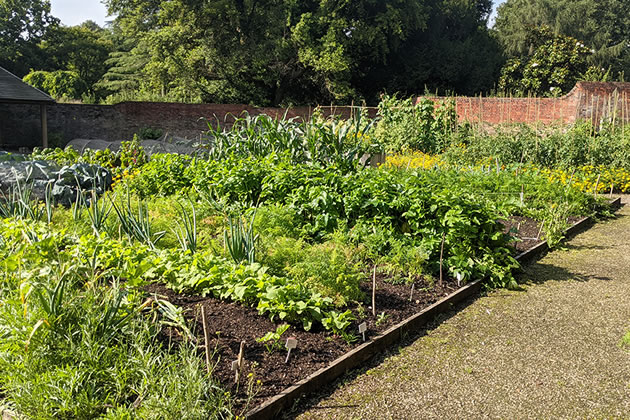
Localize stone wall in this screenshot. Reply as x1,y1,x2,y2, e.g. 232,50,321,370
2,81,630,150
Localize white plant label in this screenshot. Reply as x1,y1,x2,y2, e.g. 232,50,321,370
285,337,297,363
456,272,462,286
520,192,524,206
358,322,367,342
286,337,297,350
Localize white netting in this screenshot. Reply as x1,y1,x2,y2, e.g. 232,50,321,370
66,136,209,157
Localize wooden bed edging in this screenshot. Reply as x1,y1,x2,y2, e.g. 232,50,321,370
515,196,622,265
246,279,483,419
246,196,624,419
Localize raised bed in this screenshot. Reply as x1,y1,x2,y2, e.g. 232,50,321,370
244,196,623,419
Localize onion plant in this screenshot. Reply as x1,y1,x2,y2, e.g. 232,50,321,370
111,192,165,249
224,209,258,264
84,189,113,237
172,200,197,253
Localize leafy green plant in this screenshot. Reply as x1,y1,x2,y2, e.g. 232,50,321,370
256,324,290,354
375,311,389,326
321,310,355,334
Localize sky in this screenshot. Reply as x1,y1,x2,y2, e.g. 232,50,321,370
50,0,507,28
50,0,110,27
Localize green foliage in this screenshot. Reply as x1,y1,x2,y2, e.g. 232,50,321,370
39,22,113,96
442,121,630,170
23,69,88,100
102,0,499,104
498,26,592,96
0,218,231,418
111,193,165,249
224,211,259,265
321,310,355,336
495,0,630,79
374,95,458,154
0,0,59,76
119,135,148,170
256,324,290,354
263,238,365,307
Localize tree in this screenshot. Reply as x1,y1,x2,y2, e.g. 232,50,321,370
23,69,88,99
39,22,113,95
498,26,591,96
104,0,501,105
494,0,630,79
0,0,59,76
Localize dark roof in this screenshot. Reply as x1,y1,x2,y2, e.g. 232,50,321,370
0,66,55,104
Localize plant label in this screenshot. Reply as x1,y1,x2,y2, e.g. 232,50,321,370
231,360,239,371
358,322,367,341
456,272,462,286
286,337,297,350
285,337,297,363
520,192,524,206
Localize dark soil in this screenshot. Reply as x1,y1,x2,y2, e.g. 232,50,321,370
499,215,582,253
142,214,580,414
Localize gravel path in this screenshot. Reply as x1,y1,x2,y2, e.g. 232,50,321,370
295,198,630,419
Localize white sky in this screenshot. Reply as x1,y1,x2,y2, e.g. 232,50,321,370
50,0,109,27
49,0,507,28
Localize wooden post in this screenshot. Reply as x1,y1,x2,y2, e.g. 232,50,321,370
201,306,212,375
40,104,48,149
372,266,377,317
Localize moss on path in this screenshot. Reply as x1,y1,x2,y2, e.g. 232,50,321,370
296,198,630,419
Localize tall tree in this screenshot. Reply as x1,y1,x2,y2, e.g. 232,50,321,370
104,0,501,105
39,22,113,92
494,0,630,78
0,0,59,76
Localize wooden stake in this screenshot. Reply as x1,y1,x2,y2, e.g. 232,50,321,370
594,173,601,196
439,232,446,286
372,266,377,317
235,340,245,383
201,306,212,375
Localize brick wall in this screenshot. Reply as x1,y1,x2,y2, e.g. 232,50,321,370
419,82,630,125
2,81,630,150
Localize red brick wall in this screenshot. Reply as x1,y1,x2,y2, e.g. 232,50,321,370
418,82,630,125
3,82,630,149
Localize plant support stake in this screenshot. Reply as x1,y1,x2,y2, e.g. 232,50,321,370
232,340,245,383
201,306,212,375
372,266,377,317
439,232,446,286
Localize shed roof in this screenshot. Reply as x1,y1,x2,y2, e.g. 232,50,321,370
0,66,55,104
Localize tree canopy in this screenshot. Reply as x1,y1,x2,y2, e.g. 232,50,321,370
494,0,630,80
101,0,500,105
5,0,628,104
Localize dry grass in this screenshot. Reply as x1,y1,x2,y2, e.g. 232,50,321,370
295,196,630,419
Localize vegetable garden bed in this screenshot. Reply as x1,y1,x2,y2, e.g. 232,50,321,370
137,203,619,418
1,111,625,419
